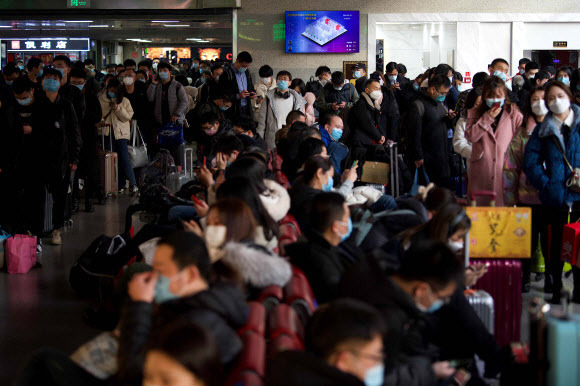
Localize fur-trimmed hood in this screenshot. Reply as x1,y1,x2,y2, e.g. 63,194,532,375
222,242,292,288
261,179,291,222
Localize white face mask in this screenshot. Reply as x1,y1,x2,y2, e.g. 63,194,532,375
262,77,271,85
531,100,549,117
548,97,571,115
448,240,464,253
204,225,227,262
369,90,382,100
123,77,134,86
320,78,328,86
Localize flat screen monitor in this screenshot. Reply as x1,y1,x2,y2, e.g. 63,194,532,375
285,11,359,54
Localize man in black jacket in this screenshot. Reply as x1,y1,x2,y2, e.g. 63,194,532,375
405,74,455,188
218,51,257,119
306,66,332,99
266,298,385,386
286,192,361,304
119,231,248,386
340,240,464,386
315,71,359,118
353,63,368,95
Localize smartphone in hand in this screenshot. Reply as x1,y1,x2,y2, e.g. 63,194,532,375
492,102,501,109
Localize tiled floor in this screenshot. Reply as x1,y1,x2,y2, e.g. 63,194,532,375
0,196,133,385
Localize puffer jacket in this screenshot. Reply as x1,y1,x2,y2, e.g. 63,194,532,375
257,89,306,150
304,92,316,126
147,78,189,125
315,82,359,117
261,179,291,222
504,116,542,206
453,117,472,175
99,94,133,140
523,104,580,207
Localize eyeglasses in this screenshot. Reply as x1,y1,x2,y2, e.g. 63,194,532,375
428,285,452,305
435,88,449,97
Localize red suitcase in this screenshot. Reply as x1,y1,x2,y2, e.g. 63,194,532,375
468,191,523,347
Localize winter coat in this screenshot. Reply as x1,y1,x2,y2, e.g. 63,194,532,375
261,179,291,222
218,64,256,118
453,117,472,175
257,89,306,150
304,92,316,126
340,254,438,386
465,104,522,206
355,75,367,95
99,93,134,140
253,79,276,121
222,242,292,288
378,86,400,141
306,79,325,99
286,231,361,304
268,148,290,188
523,104,580,207
348,92,384,146
405,93,451,185
118,283,248,386
504,116,542,206
147,78,189,125
315,83,359,117
266,351,365,386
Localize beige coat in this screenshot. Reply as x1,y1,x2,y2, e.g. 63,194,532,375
99,94,134,140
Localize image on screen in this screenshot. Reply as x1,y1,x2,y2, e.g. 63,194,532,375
285,11,359,54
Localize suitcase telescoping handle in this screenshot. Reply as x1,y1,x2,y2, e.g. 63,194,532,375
100,125,113,151
470,190,496,207
184,147,194,177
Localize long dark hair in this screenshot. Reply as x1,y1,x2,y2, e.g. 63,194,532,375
476,75,513,118
401,203,471,245
225,157,269,194
303,155,333,185
145,321,223,386
106,78,125,101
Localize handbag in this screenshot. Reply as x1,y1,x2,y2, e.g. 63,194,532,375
5,234,37,274
128,120,148,168
410,166,430,196
157,123,184,147
553,137,580,192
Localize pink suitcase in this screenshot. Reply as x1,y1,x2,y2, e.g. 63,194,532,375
99,127,119,196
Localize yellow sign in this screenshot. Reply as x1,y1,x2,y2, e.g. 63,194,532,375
466,207,531,258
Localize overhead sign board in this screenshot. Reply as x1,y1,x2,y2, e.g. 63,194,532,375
7,38,90,52
0,0,237,9
67,0,91,8
553,41,567,48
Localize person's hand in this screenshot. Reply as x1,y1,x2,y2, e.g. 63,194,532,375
332,102,339,111
378,136,386,145
183,219,203,237
465,263,489,286
70,164,78,171
488,106,502,119
257,96,264,104
151,76,159,85
98,121,107,127
192,198,209,219
171,115,179,124
198,165,214,188
128,272,158,303
23,125,32,135
342,165,358,183
386,139,395,146
447,110,457,119
415,159,424,168
215,152,228,170
432,361,456,380
390,83,400,91
215,170,226,190
339,101,346,108
249,92,257,100
110,103,118,110
239,90,250,99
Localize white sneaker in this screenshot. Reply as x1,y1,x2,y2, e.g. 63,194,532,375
50,229,62,245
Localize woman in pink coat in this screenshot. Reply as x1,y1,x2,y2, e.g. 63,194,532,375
465,76,523,206
291,78,316,126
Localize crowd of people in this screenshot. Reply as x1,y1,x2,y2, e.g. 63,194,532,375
2,50,580,385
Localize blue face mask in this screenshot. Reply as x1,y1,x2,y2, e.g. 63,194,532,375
338,218,353,242
494,71,507,82
333,86,343,91
159,71,170,81
558,77,570,85
38,69,43,77
277,80,289,91
238,67,246,73
192,63,199,69
322,175,333,192
107,92,117,99
200,77,207,84
330,128,343,141
219,105,230,111
18,65,24,70
353,70,362,79
17,97,32,106
199,68,204,74
56,68,66,78
74,84,84,91
448,76,453,84
435,94,446,103
138,78,147,83
486,98,505,109
154,274,179,304
6,80,13,87
426,299,444,313
43,78,60,92
413,83,419,91
388,75,397,83
364,364,385,386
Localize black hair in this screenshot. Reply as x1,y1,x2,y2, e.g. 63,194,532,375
290,78,306,96
3,63,20,77
434,63,453,77
42,67,63,80
365,78,380,89
71,60,85,70
276,70,292,82
309,192,346,234
571,69,580,93
423,187,457,212
315,66,331,77
306,298,386,360
297,138,326,167
285,110,305,126
69,67,87,80
523,86,546,122
146,321,223,386
303,155,333,185
175,74,189,87
106,78,125,100
398,240,465,291
320,113,341,127
465,86,483,111
472,72,490,89
258,65,273,78
106,64,116,69
157,231,211,281
214,134,244,156
490,58,509,68
200,112,220,126
225,156,268,194
331,71,345,86
525,62,539,72
210,64,222,74
396,63,407,75
84,58,96,66
115,64,125,69
557,67,572,79
544,66,556,77
12,76,34,94
454,72,463,82
26,58,43,72
428,74,451,89
385,61,398,73
233,115,256,135
236,51,253,64
123,59,136,68
157,61,173,72
519,58,531,66
53,55,71,67
138,60,151,70
534,70,551,82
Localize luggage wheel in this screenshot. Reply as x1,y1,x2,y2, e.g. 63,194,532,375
534,273,544,282
65,219,74,228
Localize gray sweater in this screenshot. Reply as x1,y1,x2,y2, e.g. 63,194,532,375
147,78,189,125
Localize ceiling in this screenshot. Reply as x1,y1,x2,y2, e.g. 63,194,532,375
0,14,232,45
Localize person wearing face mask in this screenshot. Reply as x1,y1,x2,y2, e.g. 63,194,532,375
517,58,531,77
99,78,138,196
286,192,359,304
85,58,103,83
487,57,519,105
233,115,267,151
53,57,87,135
352,63,368,95
25,57,43,89
257,70,306,150
405,74,455,189
197,64,224,106
341,240,465,386
267,298,385,386
196,112,234,163
193,70,211,88
517,70,550,111
556,67,572,87
252,64,276,122
119,231,248,385
524,81,580,304
218,51,257,119
316,71,359,118
317,114,349,173
465,75,522,205
370,71,400,142
504,86,548,293
306,65,332,99
0,63,21,104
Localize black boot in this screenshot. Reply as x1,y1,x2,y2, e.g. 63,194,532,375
72,198,80,214
85,198,95,213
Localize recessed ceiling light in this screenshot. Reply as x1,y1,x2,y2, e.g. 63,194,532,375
197,40,209,43
89,25,109,28
0,26,13,28
63,20,93,23
186,38,202,41
165,24,189,27
152,20,179,23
